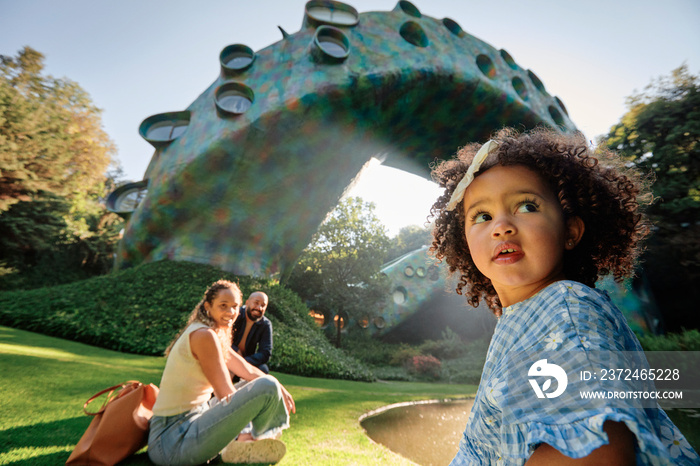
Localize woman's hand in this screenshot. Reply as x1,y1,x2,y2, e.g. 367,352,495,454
224,348,295,414
280,384,296,414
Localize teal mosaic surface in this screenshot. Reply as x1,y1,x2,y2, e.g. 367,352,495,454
113,1,577,278
371,249,656,337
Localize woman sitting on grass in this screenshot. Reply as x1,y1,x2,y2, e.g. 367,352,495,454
148,280,295,465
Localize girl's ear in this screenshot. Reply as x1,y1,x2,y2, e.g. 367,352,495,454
565,216,585,250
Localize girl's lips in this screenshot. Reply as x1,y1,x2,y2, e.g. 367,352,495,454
492,243,524,263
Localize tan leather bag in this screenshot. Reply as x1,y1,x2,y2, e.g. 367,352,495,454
66,381,159,466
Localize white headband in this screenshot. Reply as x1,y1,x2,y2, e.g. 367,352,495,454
445,140,499,211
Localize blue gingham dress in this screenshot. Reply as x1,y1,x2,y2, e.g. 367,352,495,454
450,280,699,465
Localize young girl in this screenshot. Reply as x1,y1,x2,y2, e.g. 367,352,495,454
429,128,698,465
148,280,295,465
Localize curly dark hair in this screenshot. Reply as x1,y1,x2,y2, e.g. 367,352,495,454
429,127,652,316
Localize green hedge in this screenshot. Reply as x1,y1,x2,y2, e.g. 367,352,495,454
0,260,373,381
637,329,700,351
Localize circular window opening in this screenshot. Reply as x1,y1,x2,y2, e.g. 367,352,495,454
373,316,386,329
528,70,546,94
112,185,146,212
309,309,328,328
147,121,188,141
220,44,255,73
416,267,426,278
442,18,464,37
500,49,517,70
512,77,528,100
428,265,440,281
215,83,254,116
139,111,191,148
399,21,429,48
555,96,569,116
393,286,407,305
357,315,370,329
404,266,415,277
548,105,565,127
106,180,149,217
476,54,496,79
306,0,359,26
398,0,421,18
334,312,349,330
314,26,350,60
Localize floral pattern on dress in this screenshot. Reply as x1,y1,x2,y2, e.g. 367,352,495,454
544,331,564,350
661,425,697,459
485,377,506,407
449,280,699,466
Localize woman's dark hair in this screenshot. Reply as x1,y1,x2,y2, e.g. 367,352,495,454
164,279,241,356
429,127,652,315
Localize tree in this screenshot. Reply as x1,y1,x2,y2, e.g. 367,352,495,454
0,47,116,210
604,65,700,331
286,197,391,347
0,47,122,289
386,224,432,261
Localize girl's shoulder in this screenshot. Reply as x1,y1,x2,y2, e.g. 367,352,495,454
189,324,223,360
495,280,635,354
501,280,614,326
188,322,217,341
185,321,210,332
554,280,625,328
541,280,610,306
184,322,217,346
180,321,211,338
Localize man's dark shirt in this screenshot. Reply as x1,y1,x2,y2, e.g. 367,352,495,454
231,307,272,370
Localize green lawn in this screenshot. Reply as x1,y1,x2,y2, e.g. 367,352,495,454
0,326,474,465
2,325,698,465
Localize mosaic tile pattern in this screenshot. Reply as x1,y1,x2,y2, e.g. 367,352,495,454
113,1,577,278
373,248,655,336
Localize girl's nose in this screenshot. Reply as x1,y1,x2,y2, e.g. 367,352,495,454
491,215,516,237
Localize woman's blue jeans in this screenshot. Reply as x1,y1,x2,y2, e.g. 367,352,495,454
147,375,289,466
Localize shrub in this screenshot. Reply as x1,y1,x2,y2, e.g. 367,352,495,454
418,327,469,360
272,322,373,381
389,344,423,366
0,260,373,381
441,358,485,384
340,330,402,367
406,355,442,379
637,329,700,351
436,336,490,384
369,365,412,381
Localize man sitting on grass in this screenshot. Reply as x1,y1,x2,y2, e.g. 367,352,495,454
231,291,272,378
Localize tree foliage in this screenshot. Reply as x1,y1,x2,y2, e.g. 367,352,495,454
0,47,115,210
0,47,122,289
605,65,700,331
286,197,391,345
386,224,432,261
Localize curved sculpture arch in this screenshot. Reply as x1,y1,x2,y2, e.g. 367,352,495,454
110,0,577,277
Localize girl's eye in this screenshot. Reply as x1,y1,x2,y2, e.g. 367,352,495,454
472,212,492,224
517,201,539,213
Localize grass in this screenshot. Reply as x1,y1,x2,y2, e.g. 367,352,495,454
2,325,698,465
0,326,474,465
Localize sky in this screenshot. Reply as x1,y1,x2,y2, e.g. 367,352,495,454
2,0,699,236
